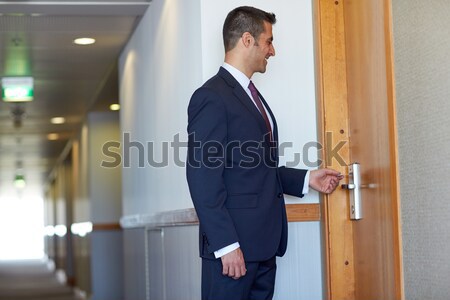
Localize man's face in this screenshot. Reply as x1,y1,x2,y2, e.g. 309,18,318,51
249,21,275,74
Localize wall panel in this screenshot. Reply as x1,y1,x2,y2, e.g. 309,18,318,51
392,1,450,299
123,228,147,300
162,226,201,300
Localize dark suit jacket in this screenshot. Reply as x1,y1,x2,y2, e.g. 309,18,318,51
187,67,307,262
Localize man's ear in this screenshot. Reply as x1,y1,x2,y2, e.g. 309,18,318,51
241,32,253,48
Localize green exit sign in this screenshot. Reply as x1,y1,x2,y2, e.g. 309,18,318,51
1,77,34,102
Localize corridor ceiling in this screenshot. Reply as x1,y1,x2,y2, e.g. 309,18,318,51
0,1,150,196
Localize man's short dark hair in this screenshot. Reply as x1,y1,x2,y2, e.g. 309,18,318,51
223,6,276,52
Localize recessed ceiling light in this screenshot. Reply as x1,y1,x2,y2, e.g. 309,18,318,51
50,117,65,124
110,104,120,111
47,133,59,140
73,37,96,45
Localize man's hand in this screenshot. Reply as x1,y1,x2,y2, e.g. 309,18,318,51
309,168,344,194
221,247,246,280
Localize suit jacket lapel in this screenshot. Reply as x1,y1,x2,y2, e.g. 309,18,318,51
217,67,280,162
218,68,268,136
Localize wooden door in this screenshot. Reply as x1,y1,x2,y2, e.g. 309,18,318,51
315,0,404,299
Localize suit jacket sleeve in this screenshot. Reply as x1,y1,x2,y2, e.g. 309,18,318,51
187,87,239,254
278,166,308,198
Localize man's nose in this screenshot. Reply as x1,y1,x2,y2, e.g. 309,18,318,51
270,45,276,56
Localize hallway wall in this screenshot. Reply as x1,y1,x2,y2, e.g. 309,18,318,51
86,112,122,225
85,112,123,300
119,0,202,215
44,111,123,299
71,122,91,295
119,0,323,299
392,1,450,299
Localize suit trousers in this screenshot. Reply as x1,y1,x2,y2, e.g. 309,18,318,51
201,256,277,300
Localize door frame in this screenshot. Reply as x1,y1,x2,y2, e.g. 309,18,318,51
313,1,404,299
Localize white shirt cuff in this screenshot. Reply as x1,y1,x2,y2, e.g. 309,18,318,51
214,242,240,258
302,170,310,195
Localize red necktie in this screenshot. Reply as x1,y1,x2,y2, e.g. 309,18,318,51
248,81,273,142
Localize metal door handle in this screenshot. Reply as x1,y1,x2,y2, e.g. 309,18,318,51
341,163,362,220
341,183,356,190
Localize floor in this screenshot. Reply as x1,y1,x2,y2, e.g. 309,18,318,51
0,259,80,300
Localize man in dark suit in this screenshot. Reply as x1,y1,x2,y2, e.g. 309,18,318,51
187,6,343,300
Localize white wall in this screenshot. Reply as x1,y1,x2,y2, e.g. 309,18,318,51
85,111,123,300
72,128,89,223
119,0,202,215
87,112,122,223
